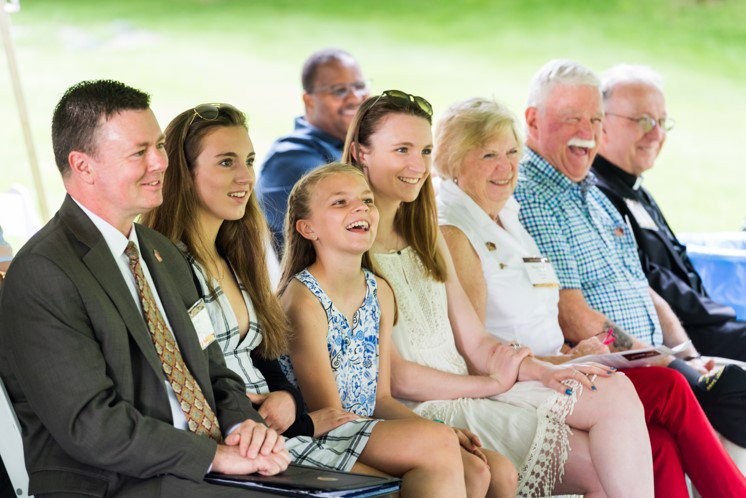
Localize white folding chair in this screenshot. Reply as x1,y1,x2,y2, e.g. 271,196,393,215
0,184,42,245
0,376,30,497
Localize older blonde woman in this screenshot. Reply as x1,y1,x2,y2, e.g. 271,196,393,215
434,97,746,498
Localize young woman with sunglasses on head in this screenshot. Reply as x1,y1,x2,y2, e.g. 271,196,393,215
341,90,655,498
279,162,518,498
143,103,394,477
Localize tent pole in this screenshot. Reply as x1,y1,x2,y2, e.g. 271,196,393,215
1,1,50,221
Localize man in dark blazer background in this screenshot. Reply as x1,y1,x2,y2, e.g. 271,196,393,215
0,80,289,497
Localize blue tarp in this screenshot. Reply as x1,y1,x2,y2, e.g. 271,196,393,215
679,233,746,320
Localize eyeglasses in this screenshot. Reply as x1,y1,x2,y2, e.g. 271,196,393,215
312,81,370,99
606,113,674,133
378,89,433,117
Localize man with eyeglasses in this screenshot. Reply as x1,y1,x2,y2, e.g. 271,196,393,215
257,48,369,253
593,64,746,362
515,60,746,454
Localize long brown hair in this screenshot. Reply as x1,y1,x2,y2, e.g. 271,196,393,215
342,92,447,282
141,104,289,358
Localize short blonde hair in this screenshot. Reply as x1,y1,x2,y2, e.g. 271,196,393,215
434,97,522,180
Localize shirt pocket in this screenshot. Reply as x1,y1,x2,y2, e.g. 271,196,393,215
576,219,621,291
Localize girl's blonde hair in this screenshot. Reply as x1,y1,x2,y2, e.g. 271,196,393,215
141,104,289,358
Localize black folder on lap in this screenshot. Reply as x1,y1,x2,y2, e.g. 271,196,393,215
205,463,401,497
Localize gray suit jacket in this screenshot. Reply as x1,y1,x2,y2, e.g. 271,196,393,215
0,195,262,496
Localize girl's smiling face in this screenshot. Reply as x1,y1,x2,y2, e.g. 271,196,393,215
300,171,379,255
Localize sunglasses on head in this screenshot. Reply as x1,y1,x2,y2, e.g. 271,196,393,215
184,103,239,129
377,89,433,117
178,103,241,163
180,103,241,148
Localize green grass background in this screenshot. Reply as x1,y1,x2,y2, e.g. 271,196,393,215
1,0,744,248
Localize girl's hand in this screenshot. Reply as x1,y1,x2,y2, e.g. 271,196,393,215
570,337,610,357
247,391,297,434
453,427,487,463
486,342,531,391
537,362,615,395
308,407,362,437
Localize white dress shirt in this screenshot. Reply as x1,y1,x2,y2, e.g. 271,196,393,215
73,198,188,430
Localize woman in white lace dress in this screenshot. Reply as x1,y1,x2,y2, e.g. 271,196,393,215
341,90,654,497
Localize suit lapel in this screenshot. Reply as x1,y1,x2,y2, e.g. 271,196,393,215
59,197,166,379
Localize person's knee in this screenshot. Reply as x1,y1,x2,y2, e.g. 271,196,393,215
462,450,491,498
628,365,689,400
613,372,644,407
415,422,462,465
488,452,518,494
594,372,645,416
658,366,691,393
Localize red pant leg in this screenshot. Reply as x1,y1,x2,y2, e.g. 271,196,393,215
624,366,746,498
647,424,688,498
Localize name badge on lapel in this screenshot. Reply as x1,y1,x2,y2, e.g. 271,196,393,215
188,299,216,350
522,257,560,288
624,198,658,231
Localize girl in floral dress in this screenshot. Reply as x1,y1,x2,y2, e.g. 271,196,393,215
279,162,518,498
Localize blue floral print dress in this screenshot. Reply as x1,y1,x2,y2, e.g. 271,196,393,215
281,268,380,417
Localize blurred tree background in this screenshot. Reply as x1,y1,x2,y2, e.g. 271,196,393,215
1,0,744,248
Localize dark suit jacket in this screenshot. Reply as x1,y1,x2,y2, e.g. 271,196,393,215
0,195,262,496
592,155,737,327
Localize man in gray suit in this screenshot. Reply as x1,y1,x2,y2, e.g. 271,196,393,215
0,80,289,497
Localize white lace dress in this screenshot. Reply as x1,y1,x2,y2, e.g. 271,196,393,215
375,247,579,497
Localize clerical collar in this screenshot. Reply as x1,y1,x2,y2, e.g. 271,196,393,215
594,155,644,191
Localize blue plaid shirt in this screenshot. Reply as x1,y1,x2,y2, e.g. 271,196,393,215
514,148,662,346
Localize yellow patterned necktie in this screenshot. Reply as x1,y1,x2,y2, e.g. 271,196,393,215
125,241,222,441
